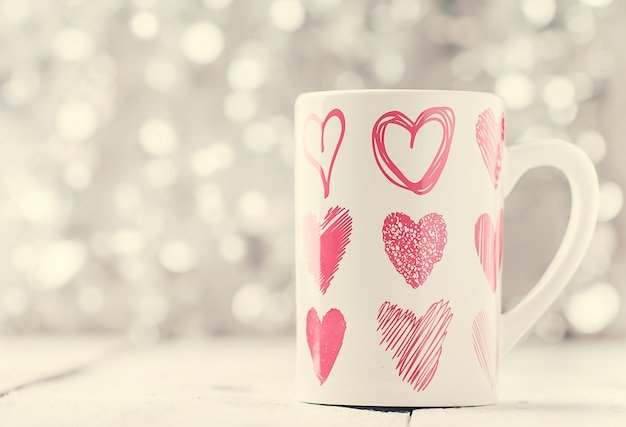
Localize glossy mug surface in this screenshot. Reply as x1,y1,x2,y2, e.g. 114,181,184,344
294,90,598,407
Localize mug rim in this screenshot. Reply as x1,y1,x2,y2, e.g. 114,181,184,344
296,89,504,103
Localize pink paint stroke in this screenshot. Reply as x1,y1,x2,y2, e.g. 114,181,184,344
476,108,504,189
474,209,504,293
303,109,346,198
306,307,347,385
372,107,455,195
376,300,453,392
303,206,353,294
382,212,447,289
472,310,497,389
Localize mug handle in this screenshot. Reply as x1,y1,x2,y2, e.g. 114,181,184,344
500,139,599,355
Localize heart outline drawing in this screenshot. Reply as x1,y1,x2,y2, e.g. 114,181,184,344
302,109,346,198
472,310,497,389
474,209,504,293
382,212,448,289
476,108,505,189
306,307,347,385
376,299,454,392
303,206,353,295
372,107,455,195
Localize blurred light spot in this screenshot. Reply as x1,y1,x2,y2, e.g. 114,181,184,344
370,5,395,33
564,281,620,334
576,130,606,164
110,229,145,256
585,50,615,79
117,257,145,282
335,71,365,89
202,0,233,10
139,118,179,156
451,51,482,81
180,22,224,65
503,35,536,71
495,72,535,110
52,28,95,62
196,183,225,223
391,0,422,25
1,287,28,316
130,12,159,39
565,5,595,35
77,286,104,313
243,121,278,153
35,241,87,289
158,240,197,273
232,283,269,324
373,51,405,84
2,0,31,24
128,319,160,347
219,234,247,263
12,244,37,272
227,55,268,91
238,191,268,218
64,161,93,190
143,158,178,188
56,101,99,142
542,76,576,110
548,103,578,126
521,0,556,27
223,91,258,123
190,142,235,176
19,188,65,226
570,72,594,101
591,222,618,254
579,0,613,7
534,313,567,343
1,66,40,106
145,58,178,90
597,181,624,222
114,184,143,217
270,0,305,32
138,294,170,323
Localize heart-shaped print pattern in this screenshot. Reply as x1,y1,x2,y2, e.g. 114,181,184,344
306,307,346,385
472,310,497,389
476,108,505,189
303,206,352,294
303,109,346,198
372,107,455,195
382,212,447,289
474,209,504,293
377,300,453,392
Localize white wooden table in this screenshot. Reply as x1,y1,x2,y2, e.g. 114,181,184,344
1,336,625,426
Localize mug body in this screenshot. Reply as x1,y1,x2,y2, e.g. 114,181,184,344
294,90,505,407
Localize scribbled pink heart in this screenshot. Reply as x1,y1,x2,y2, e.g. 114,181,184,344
303,206,352,295
372,107,455,195
306,307,346,385
377,300,453,392
303,109,346,198
382,212,447,289
472,310,497,389
476,109,505,188
475,209,504,293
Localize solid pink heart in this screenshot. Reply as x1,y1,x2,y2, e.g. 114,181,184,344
302,206,353,295
377,300,454,392
372,107,455,195
474,209,504,293
476,108,505,189
472,310,497,389
382,212,447,289
302,109,346,198
306,307,347,385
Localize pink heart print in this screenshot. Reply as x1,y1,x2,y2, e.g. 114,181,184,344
476,108,505,188
472,310,497,389
372,107,455,195
377,300,454,392
382,212,448,289
474,209,504,293
302,206,353,295
303,109,346,198
306,307,347,385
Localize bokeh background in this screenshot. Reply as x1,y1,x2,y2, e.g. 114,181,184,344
0,0,624,345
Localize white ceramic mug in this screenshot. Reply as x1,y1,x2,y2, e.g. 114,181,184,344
294,90,599,407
